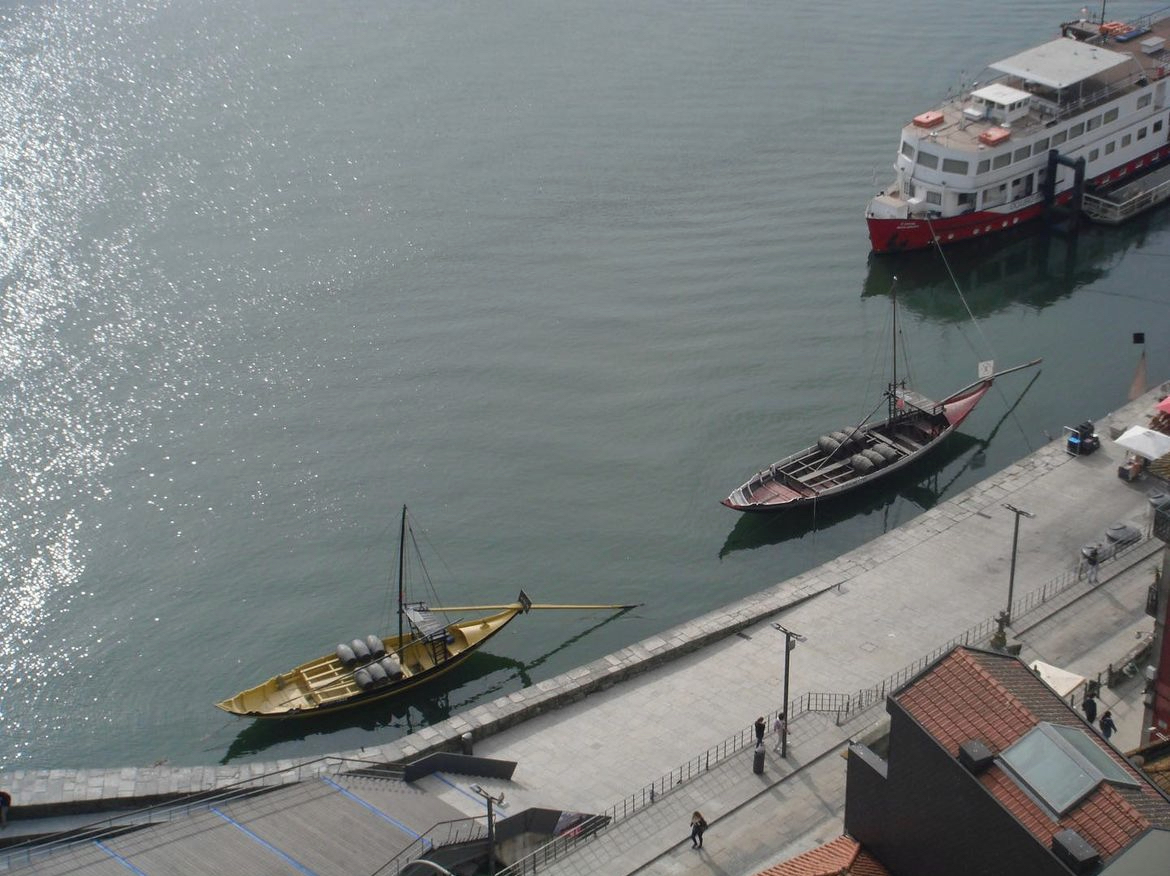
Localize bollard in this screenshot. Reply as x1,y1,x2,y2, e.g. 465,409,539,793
753,743,765,774
461,732,473,755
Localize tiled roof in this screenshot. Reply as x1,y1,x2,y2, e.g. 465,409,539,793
753,834,890,876
1130,737,1170,796
895,647,1170,861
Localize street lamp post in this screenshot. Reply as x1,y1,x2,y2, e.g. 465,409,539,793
772,622,805,758
993,502,1034,650
471,784,506,876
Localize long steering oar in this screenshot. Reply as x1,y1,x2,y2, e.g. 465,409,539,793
425,601,640,612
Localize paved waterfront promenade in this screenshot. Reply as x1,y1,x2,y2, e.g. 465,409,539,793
4,384,1169,875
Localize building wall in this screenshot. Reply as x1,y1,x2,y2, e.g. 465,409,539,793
845,705,1072,876
1143,548,1170,743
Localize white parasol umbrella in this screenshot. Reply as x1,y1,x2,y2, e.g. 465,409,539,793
1029,660,1086,698
1115,425,1170,460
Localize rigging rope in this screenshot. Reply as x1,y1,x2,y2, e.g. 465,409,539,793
924,215,1038,452
925,215,997,364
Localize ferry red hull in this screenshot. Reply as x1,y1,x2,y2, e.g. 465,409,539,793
867,203,1048,254
869,145,1170,254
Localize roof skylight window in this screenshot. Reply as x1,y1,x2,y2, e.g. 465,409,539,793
999,722,1139,815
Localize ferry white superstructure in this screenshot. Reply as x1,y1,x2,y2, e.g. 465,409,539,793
866,9,1170,253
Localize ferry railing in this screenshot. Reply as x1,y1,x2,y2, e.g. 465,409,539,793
0,756,404,870
495,530,1157,875
1083,174,1170,223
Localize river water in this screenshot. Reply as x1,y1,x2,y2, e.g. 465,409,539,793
2,0,1168,769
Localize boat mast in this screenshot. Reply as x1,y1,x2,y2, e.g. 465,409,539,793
889,277,900,422
397,504,407,646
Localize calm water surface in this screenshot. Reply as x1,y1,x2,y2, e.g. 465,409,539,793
2,0,1169,768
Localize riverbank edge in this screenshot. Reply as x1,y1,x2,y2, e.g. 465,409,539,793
6,383,1164,819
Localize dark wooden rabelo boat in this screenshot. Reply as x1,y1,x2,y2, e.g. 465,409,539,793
722,298,1040,513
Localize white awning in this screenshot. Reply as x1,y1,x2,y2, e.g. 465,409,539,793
990,38,1130,90
1115,425,1170,460
971,83,1032,106
1030,660,1086,698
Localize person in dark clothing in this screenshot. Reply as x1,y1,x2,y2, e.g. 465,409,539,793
1082,693,1097,724
0,789,10,828
690,811,707,848
1085,545,1100,584
1100,710,1117,740
754,716,766,747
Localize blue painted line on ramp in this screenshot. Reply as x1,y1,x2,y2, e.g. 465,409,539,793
212,806,319,876
319,776,428,845
94,840,151,876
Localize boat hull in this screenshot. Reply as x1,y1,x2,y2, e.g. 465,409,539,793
868,146,1170,253
866,4,1170,255
216,606,524,719
722,382,990,513
867,202,1048,254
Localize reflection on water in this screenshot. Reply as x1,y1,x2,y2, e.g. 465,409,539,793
718,432,981,558
217,650,525,764
718,368,1040,558
861,219,1170,322
218,606,636,763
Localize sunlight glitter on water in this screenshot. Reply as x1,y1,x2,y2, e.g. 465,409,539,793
0,0,211,764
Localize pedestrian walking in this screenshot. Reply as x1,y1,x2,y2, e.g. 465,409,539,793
1084,545,1100,584
1082,693,1097,724
0,788,10,828
690,811,707,849
1100,710,1117,741
754,716,766,747
773,711,787,753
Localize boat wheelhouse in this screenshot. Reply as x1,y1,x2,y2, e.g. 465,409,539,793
867,9,1170,253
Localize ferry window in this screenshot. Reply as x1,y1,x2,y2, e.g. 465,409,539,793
918,150,939,169
993,152,1012,169
1013,146,1031,162
943,158,969,174
1104,108,1119,123
1138,94,1152,109
1155,120,1164,133
901,141,915,159
926,190,942,205
1105,141,1116,154
1087,115,1101,132
977,159,991,173
957,192,975,206
1139,126,1148,140
1089,148,1099,161
1034,137,1049,152
1122,133,1132,147
1052,130,1068,146
1069,122,1085,138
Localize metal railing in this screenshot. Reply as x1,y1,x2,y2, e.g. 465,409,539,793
1,756,404,870
372,816,490,876
495,529,1159,875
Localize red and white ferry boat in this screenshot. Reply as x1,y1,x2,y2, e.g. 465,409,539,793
867,8,1170,253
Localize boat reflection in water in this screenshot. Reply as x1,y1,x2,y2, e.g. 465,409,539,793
862,219,1168,322
719,369,1039,559
218,605,635,764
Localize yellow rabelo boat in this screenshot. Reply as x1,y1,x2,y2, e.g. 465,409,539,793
216,506,635,718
